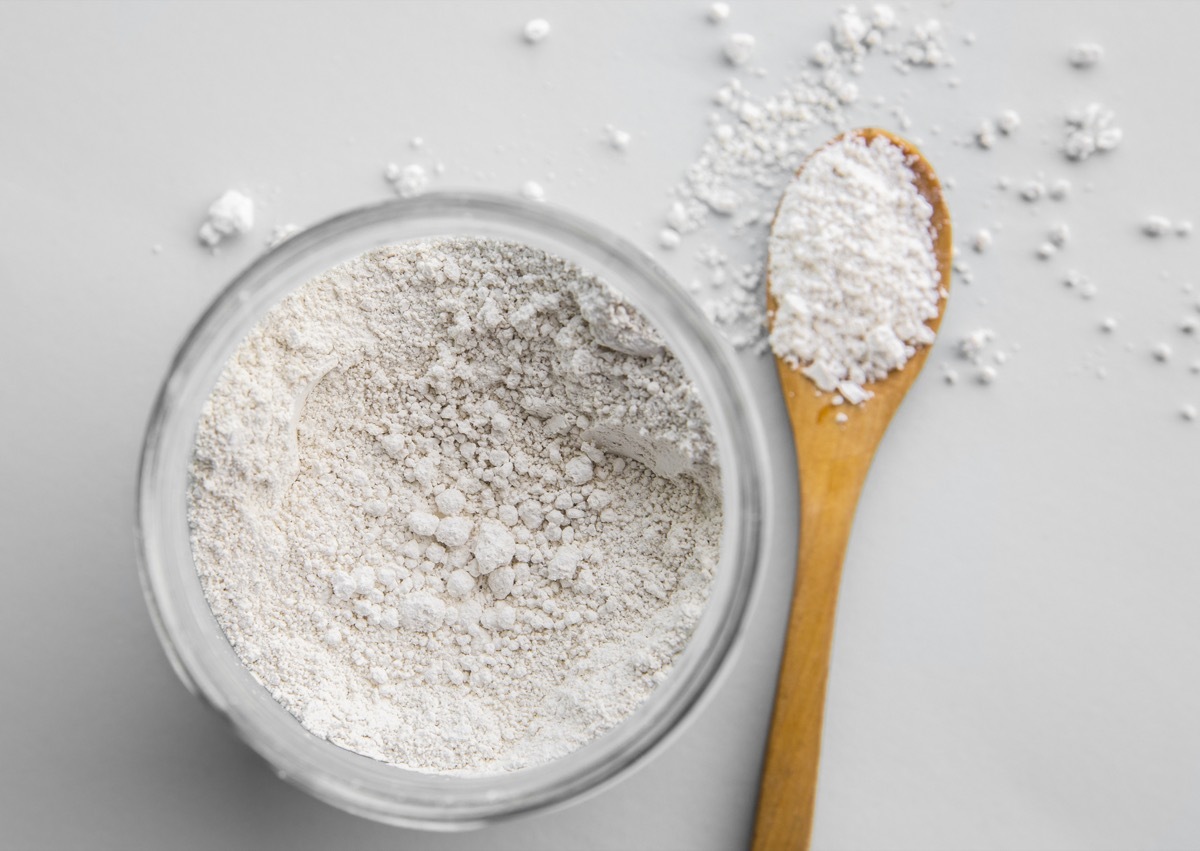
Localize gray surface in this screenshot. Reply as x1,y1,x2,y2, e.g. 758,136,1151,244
2,2,1199,849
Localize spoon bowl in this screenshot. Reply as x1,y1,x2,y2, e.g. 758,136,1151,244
752,127,952,851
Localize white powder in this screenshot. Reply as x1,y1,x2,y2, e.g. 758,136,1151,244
1152,342,1172,362
1063,103,1122,161
1068,42,1104,68
972,228,993,253
1020,180,1045,202
519,180,546,202
386,163,431,198
1143,215,1173,237
188,238,722,774
723,33,756,66
767,134,940,399
959,329,995,364
707,2,730,24
996,109,1021,135
523,18,551,43
267,223,300,249
198,190,254,248
605,124,632,151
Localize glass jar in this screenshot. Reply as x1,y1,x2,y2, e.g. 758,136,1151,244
136,193,767,829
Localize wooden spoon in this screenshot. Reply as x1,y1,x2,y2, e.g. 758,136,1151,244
752,127,952,851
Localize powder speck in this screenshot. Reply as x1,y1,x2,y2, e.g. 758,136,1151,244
723,33,756,66
1143,215,1173,237
996,109,1021,135
387,163,430,198
707,2,730,24
605,124,632,151
267,223,300,249
1068,42,1104,68
1020,180,1045,202
520,181,546,202
523,18,551,43
1063,103,1122,161
1152,342,1173,362
198,190,254,248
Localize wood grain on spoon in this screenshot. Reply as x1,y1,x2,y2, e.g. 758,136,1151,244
752,127,952,851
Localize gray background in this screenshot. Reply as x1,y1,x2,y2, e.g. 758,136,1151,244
2,2,1199,849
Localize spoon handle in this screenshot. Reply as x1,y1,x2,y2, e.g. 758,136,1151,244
752,438,875,851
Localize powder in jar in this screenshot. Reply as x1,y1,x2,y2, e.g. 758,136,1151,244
767,134,940,401
187,238,722,774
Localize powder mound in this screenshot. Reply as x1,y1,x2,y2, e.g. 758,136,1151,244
767,134,940,399
188,237,722,774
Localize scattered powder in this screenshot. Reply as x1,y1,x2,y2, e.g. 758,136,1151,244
1048,178,1072,201
1020,180,1045,202
1048,223,1070,248
996,109,1021,135
659,228,682,249
1063,103,1122,161
1182,404,1198,422
723,33,756,66
1101,317,1118,333
523,18,551,43
1176,220,1194,237
707,2,730,24
959,328,995,364
520,181,546,202
662,4,957,348
1143,215,1174,237
975,120,997,150
267,223,300,249
977,365,997,385
1152,342,1172,362
767,134,940,400
898,18,948,68
605,124,632,151
1068,42,1104,68
198,190,254,249
386,163,431,198
188,238,722,774
1180,315,1198,335
972,228,993,253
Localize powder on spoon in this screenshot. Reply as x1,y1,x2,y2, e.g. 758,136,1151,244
767,133,940,402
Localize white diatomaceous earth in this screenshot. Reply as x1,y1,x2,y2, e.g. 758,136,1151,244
767,134,940,400
198,190,254,248
188,238,722,774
